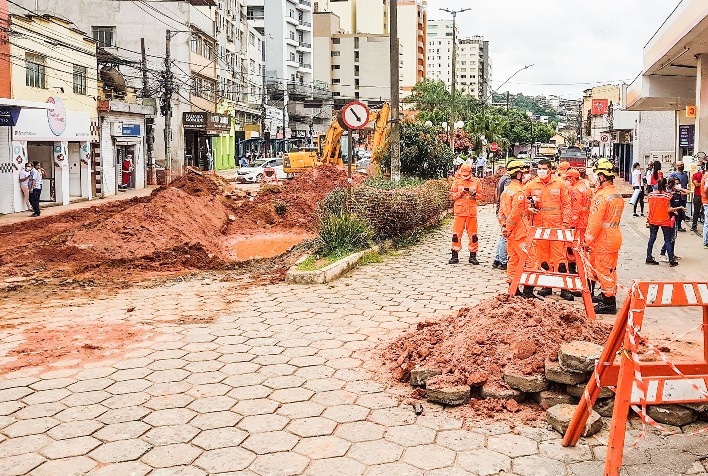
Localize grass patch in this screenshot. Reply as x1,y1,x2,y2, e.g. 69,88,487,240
296,249,354,271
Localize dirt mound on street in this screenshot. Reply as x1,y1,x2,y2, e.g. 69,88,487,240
478,170,504,206
385,294,611,388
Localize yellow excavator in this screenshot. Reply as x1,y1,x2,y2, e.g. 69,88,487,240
283,103,390,174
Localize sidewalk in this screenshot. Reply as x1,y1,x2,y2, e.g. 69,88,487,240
0,186,157,227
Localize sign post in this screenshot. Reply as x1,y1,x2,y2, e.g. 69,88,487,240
338,101,371,199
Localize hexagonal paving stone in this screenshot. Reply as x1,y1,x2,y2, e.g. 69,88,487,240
322,404,369,424
61,390,112,407
242,430,299,454
102,393,150,410
144,393,194,411
369,407,416,427
367,462,425,476
30,378,76,391
286,417,337,437
85,461,151,476
22,389,71,405
260,364,297,377
233,398,279,416
146,369,191,383
293,435,350,459
263,375,306,390
97,406,151,425
0,434,53,458
349,440,404,465
0,387,33,403
145,382,192,398
303,378,345,392
488,433,539,457
15,402,65,419
538,440,592,463
269,387,314,404
237,414,289,433
277,401,324,419
40,435,101,459
192,427,248,450
226,385,272,400
190,411,241,430
0,452,45,476
355,392,398,410
143,408,197,426
335,421,386,443
296,366,336,380
402,444,456,470
436,429,485,451
185,372,226,385
457,448,512,475
3,417,59,437
221,362,260,375
32,456,97,476
194,447,256,473
513,455,568,476
67,378,114,393
148,359,188,371
105,379,152,395
249,452,310,476
89,439,151,463
142,424,200,446
141,443,203,468
0,401,24,416
385,425,436,447
305,456,366,476
312,390,357,406
94,421,151,442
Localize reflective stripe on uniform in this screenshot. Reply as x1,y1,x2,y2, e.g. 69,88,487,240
602,222,621,228
605,194,623,201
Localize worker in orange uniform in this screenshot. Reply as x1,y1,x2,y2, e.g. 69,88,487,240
499,160,537,298
565,168,592,269
449,163,482,265
584,160,625,314
524,158,574,301
557,161,570,178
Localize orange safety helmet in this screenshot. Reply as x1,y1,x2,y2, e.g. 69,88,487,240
564,169,580,179
558,161,570,172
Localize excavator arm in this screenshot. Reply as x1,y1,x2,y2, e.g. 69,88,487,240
319,118,345,165
371,103,390,165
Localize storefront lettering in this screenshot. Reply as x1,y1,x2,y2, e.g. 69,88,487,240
47,97,67,136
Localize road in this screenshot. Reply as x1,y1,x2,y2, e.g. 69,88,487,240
0,205,706,475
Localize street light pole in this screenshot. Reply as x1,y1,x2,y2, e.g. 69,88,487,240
389,0,401,182
441,8,470,154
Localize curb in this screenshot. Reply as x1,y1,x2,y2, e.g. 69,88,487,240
285,244,382,285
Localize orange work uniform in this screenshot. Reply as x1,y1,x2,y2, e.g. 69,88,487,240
702,174,708,206
450,171,482,253
499,180,537,282
524,175,571,271
569,180,593,244
584,182,624,297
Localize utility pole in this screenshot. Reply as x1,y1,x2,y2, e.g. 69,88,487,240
163,30,173,183
441,8,470,153
141,38,156,185
506,91,510,112
389,0,401,182
141,38,149,98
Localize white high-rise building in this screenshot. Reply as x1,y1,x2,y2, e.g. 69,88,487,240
426,20,491,101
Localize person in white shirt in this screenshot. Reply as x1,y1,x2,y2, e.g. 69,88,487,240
28,161,45,217
18,163,32,211
631,162,645,217
476,155,487,177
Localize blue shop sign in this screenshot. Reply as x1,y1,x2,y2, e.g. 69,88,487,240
0,108,21,126
122,124,141,136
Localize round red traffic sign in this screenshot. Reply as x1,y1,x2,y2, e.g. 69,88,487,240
339,101,371,130
490,142,499,152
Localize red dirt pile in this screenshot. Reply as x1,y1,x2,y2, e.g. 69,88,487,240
230,165,355,231
385,294,611,388
478,170,504,206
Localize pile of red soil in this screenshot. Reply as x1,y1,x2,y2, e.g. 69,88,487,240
385,294,611,388
231,166,355,231
478,171,504,206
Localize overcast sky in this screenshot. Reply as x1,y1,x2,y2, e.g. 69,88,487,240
425,0,681,99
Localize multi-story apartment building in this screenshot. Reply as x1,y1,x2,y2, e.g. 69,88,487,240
317,0,388,35
246,0,331,146
426,19,491,101
397,1,426,97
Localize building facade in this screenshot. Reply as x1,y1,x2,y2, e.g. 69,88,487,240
316,0,388,35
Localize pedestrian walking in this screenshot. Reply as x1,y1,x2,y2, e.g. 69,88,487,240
669,161,689,231
28,161,45,217
492,169,511,270
584,160,624,314
646,160,663,192
18,162,32,211
691,163,704,232
448,163,482,265
646,178,683,267
630,162,645,217
659,177,689,262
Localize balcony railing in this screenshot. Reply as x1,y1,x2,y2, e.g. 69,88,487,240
298,42,312,49
299,0,311,6
298,63,312,69
298,20,312,28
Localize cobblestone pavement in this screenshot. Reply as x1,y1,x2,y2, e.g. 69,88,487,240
0,206,707,475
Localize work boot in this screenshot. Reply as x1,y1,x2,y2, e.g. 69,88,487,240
537,288,553,297
646,257,660,265
594,294,617,315
522,286,537,299
571,291,583,298
469,252,479,265
448,250,459,264
499,262,507,270
492,260,500,269
560,289,575,301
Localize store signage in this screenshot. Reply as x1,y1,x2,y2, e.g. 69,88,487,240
122,124,141,136
592,99,609,116
650,150,675,165
0,108,20,126
679,125,695,148
47,97,67,136
686,105,697,118
182,112,230,134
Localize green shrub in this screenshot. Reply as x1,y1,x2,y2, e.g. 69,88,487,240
318,212,374,256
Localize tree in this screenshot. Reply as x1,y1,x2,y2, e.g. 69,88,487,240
379,121,453,179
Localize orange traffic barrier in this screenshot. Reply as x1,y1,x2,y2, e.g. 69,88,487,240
562,280,708,475
508,226,596,320
261,167,279,185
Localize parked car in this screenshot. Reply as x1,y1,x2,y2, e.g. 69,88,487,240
236,158,288,183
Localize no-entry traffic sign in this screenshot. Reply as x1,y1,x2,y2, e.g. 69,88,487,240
490,142,499,152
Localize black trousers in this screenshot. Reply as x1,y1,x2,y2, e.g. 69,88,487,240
693,195,704,229
29,188,41,215
633,186,644,214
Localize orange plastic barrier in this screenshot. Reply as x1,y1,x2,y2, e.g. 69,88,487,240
261,167,279,185
562,281,708,476
508,226,596,320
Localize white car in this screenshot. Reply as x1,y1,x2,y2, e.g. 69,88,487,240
236,158,288,183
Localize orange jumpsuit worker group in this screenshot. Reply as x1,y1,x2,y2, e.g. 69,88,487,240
498,160,537,298
524,158,574,301
584,160,625,314
565,168,592,282
448,163,482,265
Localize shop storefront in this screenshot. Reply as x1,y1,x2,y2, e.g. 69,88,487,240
11,97,92,206
183,112,230,171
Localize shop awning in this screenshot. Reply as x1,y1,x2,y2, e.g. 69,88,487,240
0,98,54,110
